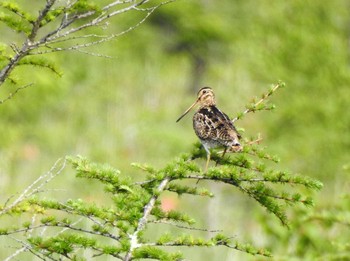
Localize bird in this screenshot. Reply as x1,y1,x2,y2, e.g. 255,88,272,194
176,87,242,172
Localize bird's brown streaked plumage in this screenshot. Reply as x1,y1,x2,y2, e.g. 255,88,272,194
177,87,242,171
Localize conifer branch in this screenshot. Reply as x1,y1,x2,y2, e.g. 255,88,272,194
183,172,320,188
0,82,323,260
125,177,171,261
221,241,271,257
0,149,321,259
0,0,176,86
139,234,271,257
232,81,285,122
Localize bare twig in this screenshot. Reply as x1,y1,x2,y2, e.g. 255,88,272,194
134,179,157,186
43,0,173,44
5,236,50,261
0,158,66,216
4,239,30,261
149,219,223,233
5,213,40,261
71,49,114,58
0,83,33,105
37,4,162,56
41,34,110,46
102,0,135,11
3,222,120,241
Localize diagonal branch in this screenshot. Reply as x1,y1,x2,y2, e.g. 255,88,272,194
232,81,284,123
38,6,158,55
0,83,33,105
5,236,51,261
0,158,66,216
124,177,171,261
28,0,56,42
3,222,120,242
44,0,153,43
149,219,222,233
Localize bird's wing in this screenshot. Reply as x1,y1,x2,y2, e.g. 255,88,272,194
193,106,241,143
193,109,213,140
211,106,241,140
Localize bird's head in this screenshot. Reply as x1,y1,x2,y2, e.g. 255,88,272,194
196,87,216,107
176,87,216,122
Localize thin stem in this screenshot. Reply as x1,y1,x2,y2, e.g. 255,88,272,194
0,83,33,105
232,82,283,123
0,158,66,216
149,220,223,232
4,222,120,241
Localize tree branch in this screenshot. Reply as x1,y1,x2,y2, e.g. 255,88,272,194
232,81,284,123
0,83,33,105
0,158,66,216
0,0,176,87
3,222,120,242
124,177,171,261
28,0,56,42
149,219,223,233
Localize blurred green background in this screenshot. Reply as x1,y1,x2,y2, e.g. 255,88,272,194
0,0,349,260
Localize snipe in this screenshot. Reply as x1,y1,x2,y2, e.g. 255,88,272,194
176,87,242,171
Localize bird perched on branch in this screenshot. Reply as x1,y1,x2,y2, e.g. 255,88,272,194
176,87,242,172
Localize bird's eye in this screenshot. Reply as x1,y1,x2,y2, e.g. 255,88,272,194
202,90,207,94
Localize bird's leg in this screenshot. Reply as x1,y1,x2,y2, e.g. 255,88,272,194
202,145,211,173
222,147,228,158
205,151,210,172
215,147,227,167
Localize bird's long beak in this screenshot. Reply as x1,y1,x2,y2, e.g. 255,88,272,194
176,99,199,122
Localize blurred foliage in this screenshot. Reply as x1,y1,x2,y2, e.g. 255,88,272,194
0,0,349,260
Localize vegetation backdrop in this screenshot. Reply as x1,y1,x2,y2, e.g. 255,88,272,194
0,0,349,260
